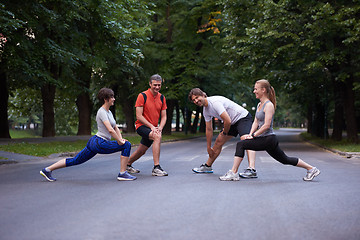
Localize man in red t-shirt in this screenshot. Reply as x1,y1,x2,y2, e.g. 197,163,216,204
127,74,168,176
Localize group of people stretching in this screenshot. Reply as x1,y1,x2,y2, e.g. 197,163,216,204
40,75,320,182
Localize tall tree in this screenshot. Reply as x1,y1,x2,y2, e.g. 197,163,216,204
222,0,360,142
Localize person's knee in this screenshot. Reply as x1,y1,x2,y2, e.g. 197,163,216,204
235,142,245,158
123,141,131,150
152,132,162,142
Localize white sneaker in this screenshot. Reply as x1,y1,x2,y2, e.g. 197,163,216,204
303,167,320,181
152,165,168,176
126,165,140,174
192,164,213,173
219,170,240,181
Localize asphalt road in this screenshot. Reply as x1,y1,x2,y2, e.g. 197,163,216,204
0,129,359,240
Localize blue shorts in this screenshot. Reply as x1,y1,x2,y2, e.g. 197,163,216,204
136,125,153,148
66,135,131,167
228,113,253,137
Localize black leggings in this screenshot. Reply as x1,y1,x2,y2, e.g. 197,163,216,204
235,135,298,166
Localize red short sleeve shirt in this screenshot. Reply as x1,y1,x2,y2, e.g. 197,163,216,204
135,89,167,129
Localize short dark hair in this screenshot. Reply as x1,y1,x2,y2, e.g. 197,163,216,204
188,88,207,102
149,74,163,83
97,88,114,104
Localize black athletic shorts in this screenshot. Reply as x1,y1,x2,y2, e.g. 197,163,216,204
228,113,253,137
136,125,153,148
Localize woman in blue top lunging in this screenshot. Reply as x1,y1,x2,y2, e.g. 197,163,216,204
220,79,321,181
40,88,136,181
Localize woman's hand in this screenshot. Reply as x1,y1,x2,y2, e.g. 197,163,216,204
244,134,253,140
117,138,126,145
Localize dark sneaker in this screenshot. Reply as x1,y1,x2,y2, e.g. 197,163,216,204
126,165,140,174
239,168,257,178
192,164,213,173
303,167,320,181
40,168,56,182
117,171,137,181
152,165,168,176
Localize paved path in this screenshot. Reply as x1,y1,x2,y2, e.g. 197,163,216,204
0,129,359,240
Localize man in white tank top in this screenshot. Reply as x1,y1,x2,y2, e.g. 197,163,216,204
188,88,256,177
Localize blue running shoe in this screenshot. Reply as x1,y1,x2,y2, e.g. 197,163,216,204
40,168,56,182
117,171,137,181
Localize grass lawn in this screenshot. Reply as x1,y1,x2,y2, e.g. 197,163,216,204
300,132,360,152
0,132,205,157
9,129,41,139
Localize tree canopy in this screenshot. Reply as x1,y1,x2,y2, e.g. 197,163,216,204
1,0,359,142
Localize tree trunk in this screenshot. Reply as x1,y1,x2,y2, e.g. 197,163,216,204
76,93,92,135
41,83,56,137
331,80,344,141
311,97,328,138
175,101,180,132
0,70,11,138
184,108,192,134
118,83,135,133
120,97,135,133
76,64,93,135
199,113,205,133
306,104,312,134
343,77,358,143
163,99,176,135
191,107,200,133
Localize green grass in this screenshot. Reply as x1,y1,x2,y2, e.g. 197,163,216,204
10,129,40,138
0,132,205,157
301,132,360,152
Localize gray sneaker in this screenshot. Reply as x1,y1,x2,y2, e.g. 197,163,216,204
127,165,140,174
192,164,213,173
239,168,257,178
152,165,168,176
219,170,240,181
303,167,320,181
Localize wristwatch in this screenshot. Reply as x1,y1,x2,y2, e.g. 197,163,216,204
251,132,256,138
222,129,228,135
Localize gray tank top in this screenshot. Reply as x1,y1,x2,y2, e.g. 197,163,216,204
255,100,275,137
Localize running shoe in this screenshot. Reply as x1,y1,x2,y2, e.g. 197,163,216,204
303,167,320,181
117,171,137,181
127,165,140,174
239,168,257,178
192,164,213,173
219,170,240,181
40,168,56,182
152,165,168,176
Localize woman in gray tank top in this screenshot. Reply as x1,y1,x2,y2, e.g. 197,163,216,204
220,79,320,181
40,88,136,182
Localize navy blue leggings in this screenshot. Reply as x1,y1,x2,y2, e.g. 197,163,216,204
66,135,131,167
235,135,298,166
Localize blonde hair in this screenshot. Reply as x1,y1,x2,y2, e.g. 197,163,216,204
256,79,276,109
